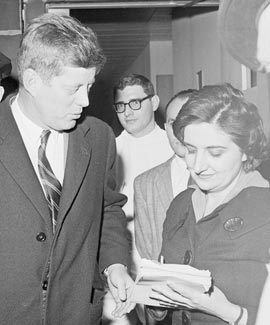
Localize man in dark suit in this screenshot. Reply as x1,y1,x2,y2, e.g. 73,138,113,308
0,13,134,324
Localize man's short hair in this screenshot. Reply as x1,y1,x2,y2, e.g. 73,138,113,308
113,73,154,101
165,89,196,116
17,13,106,84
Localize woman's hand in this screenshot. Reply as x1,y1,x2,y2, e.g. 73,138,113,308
149,281,243,323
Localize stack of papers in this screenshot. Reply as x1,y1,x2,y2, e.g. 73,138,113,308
131,259,212,306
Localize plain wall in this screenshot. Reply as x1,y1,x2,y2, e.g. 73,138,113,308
172,9,270,140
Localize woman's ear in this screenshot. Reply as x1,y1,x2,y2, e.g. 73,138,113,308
22,68,42,97
151,95,160,112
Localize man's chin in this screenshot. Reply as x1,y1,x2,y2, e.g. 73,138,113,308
59,120,77,131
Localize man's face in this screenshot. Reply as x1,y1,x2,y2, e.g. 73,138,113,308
115,85,157,137
27,66,96,131
257,4,270,72
165,97,188,157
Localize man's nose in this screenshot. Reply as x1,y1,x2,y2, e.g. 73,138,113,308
77,87,89,107
123,104,133,117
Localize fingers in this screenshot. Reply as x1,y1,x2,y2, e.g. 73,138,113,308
112,301,136,318
117,280,127,302
107,267,136,317
150,283,193,308
149,291,178,307
107,275,122,303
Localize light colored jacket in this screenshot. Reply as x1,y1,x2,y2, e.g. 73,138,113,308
134,157,174,260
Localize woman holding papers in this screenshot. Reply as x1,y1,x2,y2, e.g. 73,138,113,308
147,84,270,325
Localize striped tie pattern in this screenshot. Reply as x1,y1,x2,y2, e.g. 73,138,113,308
38,130,62,233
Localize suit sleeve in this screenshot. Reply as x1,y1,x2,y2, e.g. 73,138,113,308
98,126,129,273
134,174,154,260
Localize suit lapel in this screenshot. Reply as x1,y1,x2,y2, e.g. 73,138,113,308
0,101,92,230
0,101,51,226
57,124,92,223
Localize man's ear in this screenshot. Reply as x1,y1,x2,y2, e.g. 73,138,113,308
22,68,42,97
151,94,160,112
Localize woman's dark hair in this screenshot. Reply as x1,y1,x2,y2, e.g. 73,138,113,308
173,83,269,172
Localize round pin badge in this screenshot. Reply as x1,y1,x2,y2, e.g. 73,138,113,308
224,217,244,232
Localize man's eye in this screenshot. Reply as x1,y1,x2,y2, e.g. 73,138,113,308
67,87,79,94
116,103,124,109
130,99,140,105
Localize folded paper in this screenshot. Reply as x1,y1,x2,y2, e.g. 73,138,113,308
131,259,212,307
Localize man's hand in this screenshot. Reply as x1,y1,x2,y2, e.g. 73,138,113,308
106,263,136,317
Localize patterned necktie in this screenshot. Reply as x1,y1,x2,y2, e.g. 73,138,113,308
38,130,62,233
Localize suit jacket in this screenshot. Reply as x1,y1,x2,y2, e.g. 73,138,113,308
0,100,129,324
134,157,174,260
162,186,270,325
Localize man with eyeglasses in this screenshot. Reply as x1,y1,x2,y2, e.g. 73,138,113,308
102,74,173,325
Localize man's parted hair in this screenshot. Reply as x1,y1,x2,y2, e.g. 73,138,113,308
17,13,106,84
113,73,154,101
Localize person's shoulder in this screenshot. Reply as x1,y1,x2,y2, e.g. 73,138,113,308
155,124,166,133
257,160,270,182
115,130,128,152
226,187,270,231
238,186,270,204
134,157,173,185
154,125,168,139
169,187,194,210
81,115,114,136
115,129,125,142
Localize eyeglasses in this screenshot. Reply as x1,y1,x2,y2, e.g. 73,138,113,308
113,94,154,113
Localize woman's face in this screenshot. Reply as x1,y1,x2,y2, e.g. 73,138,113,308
183,122,247,193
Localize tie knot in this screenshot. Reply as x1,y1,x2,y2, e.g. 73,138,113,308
40,130,51,148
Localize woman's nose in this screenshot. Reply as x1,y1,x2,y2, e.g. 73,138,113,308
192,152,207,174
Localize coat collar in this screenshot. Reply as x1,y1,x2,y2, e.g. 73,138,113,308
57,122,92,225
0,99,52,228
0,99,93,232
191,169,269,222
191,170,270,241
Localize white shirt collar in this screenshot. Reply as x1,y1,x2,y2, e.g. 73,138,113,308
11,95,43,146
